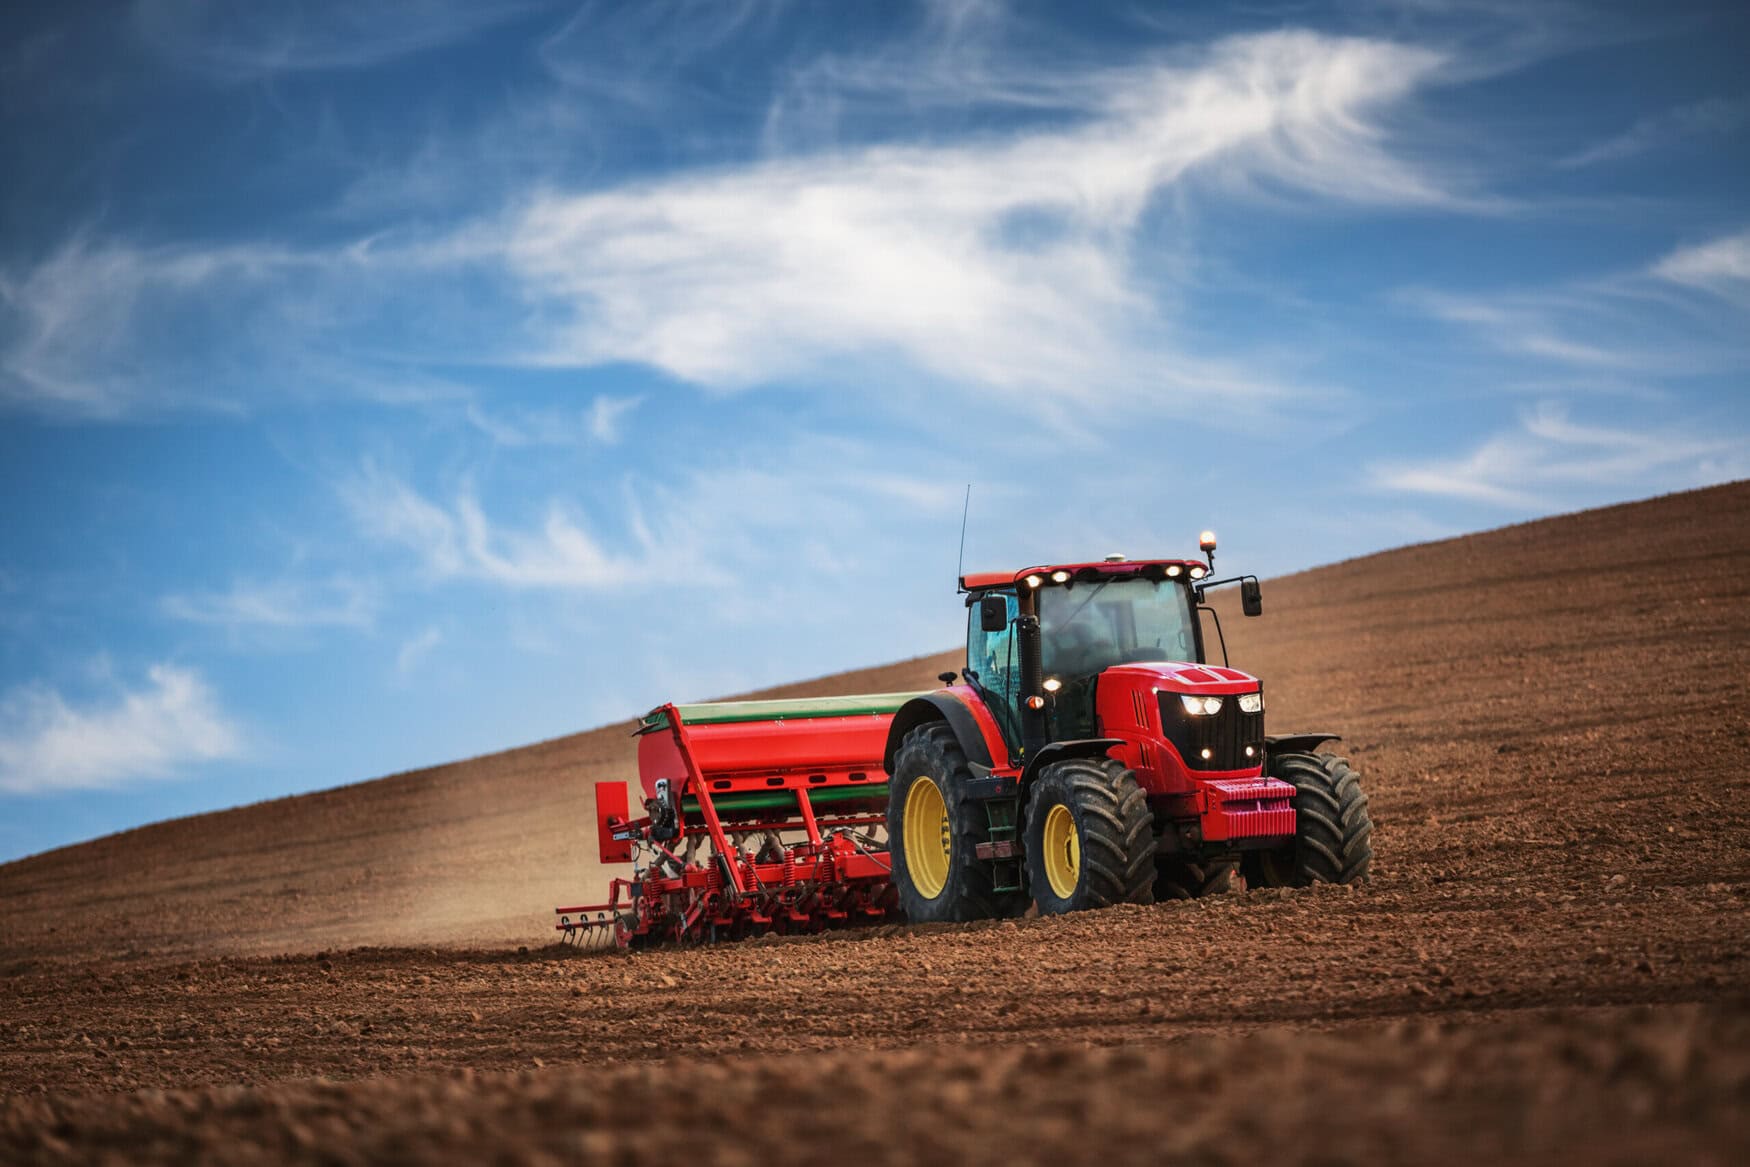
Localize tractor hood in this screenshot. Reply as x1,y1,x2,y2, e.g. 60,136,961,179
1100,661,1260,696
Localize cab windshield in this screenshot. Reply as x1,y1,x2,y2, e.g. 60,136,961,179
1039,576,1197,682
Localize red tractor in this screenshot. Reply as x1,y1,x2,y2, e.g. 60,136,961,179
559,535,1371,946
885,536,1372,921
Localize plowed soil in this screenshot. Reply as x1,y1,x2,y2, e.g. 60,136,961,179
3,482,1749,1165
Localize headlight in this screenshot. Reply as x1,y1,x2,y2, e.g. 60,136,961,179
1238,692,1263,714
1179,694,1223,716
1188,565,1207,580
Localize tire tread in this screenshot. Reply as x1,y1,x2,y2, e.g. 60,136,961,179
1251,751,1374,887
1025,757,1155,913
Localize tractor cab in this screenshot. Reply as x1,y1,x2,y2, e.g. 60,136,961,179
961,552,1234,758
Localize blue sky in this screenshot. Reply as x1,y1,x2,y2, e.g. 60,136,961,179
1,0,1746,862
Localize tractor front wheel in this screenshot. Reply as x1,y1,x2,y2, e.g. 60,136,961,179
888,723,1022,923
1024,757,1155,914
1245,751,1373,888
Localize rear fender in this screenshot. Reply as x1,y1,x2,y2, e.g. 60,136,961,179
883,689,1007,778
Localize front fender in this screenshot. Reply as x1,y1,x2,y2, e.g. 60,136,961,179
1019,739,1125,789
1265,732,1343,756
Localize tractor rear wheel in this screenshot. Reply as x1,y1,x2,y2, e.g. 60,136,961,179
1245,751,1373,887
888,723,1022,923
1154,857,1236,901
1024,757,1155,914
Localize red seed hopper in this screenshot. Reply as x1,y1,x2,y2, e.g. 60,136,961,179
556,694,917,947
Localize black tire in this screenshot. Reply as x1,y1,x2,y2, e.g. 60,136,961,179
1155,857,1236,901
1245,752,1373,887
1024,757,1155,915
887,723,1021,923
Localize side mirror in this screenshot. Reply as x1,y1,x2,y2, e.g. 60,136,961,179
979,594,1009,633
1241,578,1263,618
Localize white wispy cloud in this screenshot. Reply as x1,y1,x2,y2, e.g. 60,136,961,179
761,0,1111,148
0,665,244,795
396,626,444,677
129,0,541,81
2,30,1459,421
504,31,1454,400
1559,97,1750,169
1405,289,1632,369
461,394,644,448
1371,403,1746,509
0,235,308,416
1402,244,1750,378
539,0,782,107
588,394,642,444
339,462,667,589
1652,227,1750,301
160,577,377,630
336,432,965,598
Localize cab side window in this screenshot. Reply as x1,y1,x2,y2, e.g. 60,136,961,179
966,590,1021,748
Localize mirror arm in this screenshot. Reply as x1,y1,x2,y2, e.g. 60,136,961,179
1197,604,1228,668
1192,573,1252,601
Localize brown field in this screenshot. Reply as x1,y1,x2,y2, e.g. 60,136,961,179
3,482,1748,1165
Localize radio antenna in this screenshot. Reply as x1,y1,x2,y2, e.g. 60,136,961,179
955,483,972,592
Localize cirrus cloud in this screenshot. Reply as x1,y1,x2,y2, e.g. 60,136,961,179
1370,402,1746,510
503,31,1455,399
1653,227,1750,301
0,665,245,795
129,0,543,81
1,30,1460,421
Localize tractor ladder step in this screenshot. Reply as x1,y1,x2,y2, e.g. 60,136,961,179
981,797,1024,894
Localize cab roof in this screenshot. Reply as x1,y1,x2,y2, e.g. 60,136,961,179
960,558,1209,592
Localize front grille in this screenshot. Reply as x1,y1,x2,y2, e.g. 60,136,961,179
1158,693,1264,772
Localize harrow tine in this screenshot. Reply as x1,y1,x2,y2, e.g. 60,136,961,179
554,908,621,951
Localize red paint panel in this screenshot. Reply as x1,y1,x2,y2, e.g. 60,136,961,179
636,726,689,799
638,714,894,798
686,716,891,776
945,685,1019,775
960,570,1016,590
1103,662,1260,696
595,780,634,864
961,559,1210,591
1096,671,1176,795
1199,777,1296,842
1205,777,1296,801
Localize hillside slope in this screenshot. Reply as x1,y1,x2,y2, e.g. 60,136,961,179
2,481,1747,965
0,654,959,962
3,482,1748,1164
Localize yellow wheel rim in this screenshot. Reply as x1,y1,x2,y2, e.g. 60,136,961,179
903,776,952,899
1042,803,1080,899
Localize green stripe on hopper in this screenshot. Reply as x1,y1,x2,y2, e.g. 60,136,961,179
682,784,891,814
641,693,925,731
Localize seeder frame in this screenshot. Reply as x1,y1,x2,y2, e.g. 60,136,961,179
557,702,899,947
